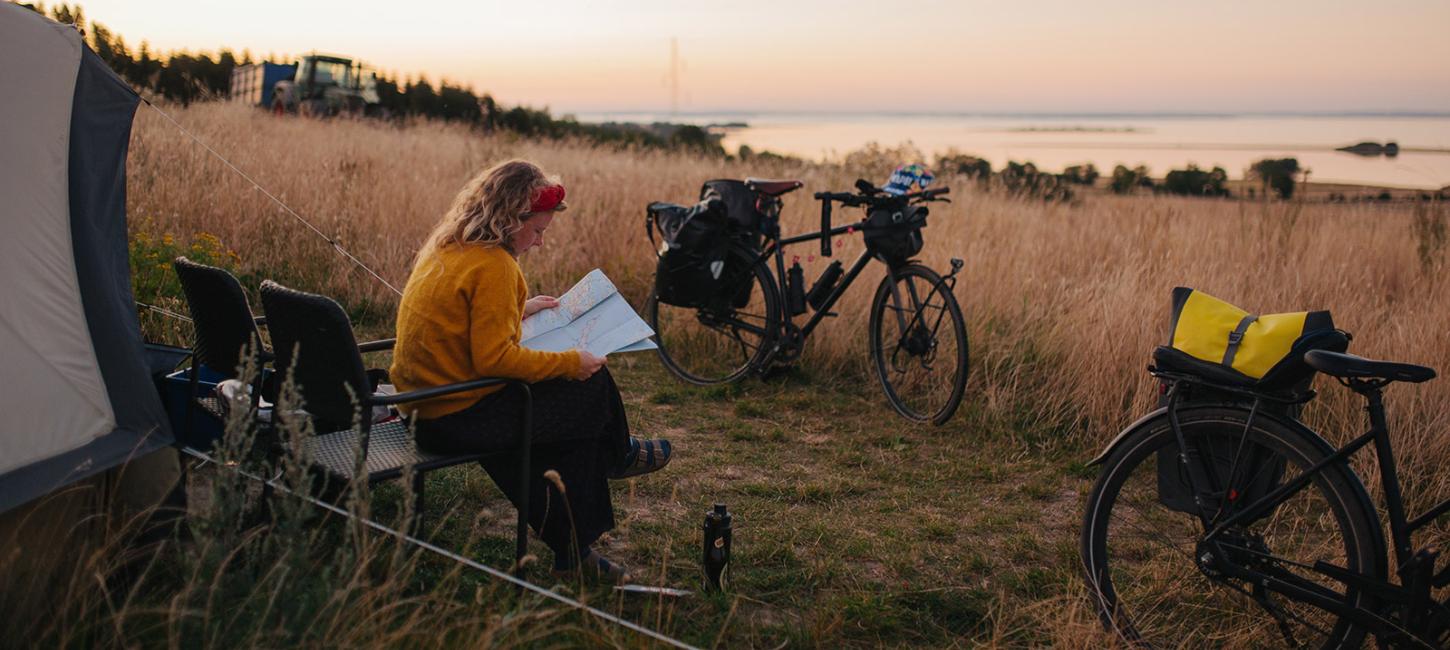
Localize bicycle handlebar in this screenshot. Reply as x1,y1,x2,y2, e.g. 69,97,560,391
812,186,951,206
812,186,951,256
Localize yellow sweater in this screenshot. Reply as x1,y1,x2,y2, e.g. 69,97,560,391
390,243,581,420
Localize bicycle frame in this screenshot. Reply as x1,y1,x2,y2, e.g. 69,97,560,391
751,219,876,339
1165,376,1450,642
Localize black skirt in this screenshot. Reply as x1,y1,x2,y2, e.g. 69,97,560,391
414,367,632,557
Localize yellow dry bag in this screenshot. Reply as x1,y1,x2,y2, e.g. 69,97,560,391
1168,287,1335,380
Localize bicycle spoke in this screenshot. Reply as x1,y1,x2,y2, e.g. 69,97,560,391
1087,414,1372,648
871,265,967,424
650,249,778,385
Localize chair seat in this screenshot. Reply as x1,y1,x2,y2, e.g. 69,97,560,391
304,418,482,482
195,396,225,419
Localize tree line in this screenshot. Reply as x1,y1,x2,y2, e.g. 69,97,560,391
21,3,725,156
936,154,1315,201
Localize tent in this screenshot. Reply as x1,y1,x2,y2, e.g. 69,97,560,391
0,3,173,515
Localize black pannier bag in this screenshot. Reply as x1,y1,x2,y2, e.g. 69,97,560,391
648,199,744,308
863,203,927,263
700,179,771,233
700,179,783,253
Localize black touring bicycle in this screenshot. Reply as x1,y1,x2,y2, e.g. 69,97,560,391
643,177,967,425
1081,288,1446,648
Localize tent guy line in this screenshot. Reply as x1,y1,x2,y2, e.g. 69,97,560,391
177,445,703,650
141,99,404,297
136,300,192,322
141,100,703,647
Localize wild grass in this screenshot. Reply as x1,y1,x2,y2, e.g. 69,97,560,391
35,100,1447,646
0,367,644,648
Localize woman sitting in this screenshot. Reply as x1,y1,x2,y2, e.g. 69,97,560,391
390,159,671,582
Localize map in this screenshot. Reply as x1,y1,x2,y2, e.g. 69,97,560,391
520,269,658,356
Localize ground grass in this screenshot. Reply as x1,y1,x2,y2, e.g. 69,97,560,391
362,357,1116,647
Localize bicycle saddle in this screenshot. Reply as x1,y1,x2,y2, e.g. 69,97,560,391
745,178,803,196
1304,350,1437,383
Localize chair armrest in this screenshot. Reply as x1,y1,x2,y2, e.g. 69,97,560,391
253,316,267,326
357,338,396,353
371,376,524,405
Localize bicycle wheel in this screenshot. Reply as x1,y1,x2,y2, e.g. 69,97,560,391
647,245,780,385
868,264,968,424
1081,406,1385,648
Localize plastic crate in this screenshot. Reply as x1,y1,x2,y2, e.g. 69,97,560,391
160,366,227,451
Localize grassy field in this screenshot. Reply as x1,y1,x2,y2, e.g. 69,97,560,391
21,101,1450,646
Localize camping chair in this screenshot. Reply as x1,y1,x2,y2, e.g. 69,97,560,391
172,256,274,441
257,280,532,577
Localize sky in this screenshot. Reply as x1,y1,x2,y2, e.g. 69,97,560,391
57,0,1450,115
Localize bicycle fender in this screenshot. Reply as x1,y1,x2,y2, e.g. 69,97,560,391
1088,406,1170,466
1088,404,1344,466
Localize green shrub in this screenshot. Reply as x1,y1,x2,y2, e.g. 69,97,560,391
1162,165,1229,197
129,229,241,305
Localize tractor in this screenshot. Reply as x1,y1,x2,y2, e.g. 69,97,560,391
230,53,379,117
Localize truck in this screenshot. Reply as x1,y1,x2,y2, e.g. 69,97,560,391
229,53,380,116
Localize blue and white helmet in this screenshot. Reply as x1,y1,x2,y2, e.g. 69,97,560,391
882,163,935,196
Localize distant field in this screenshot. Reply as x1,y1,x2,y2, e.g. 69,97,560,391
98,101,1450,646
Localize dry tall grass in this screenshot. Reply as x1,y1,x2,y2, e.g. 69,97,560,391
119,102,1450,645
131,101,1448,480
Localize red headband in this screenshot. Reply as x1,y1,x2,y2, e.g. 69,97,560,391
530,184,566,213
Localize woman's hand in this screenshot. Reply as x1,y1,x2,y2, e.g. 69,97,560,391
574,350,606,380
523,295,559,318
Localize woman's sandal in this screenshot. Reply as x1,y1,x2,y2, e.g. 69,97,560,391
610,437,672,479
552,549,631,584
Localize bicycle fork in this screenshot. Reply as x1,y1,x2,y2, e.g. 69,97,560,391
884,258,963,366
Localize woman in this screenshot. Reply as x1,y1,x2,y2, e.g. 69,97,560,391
390,160,671,582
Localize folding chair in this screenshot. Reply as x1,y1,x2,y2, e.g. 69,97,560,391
257,280,532,578
172,256,273,441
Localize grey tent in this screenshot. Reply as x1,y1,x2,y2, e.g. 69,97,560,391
0,3,173,514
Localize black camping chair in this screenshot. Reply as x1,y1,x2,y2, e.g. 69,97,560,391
173,256,274,439
257,280,532,577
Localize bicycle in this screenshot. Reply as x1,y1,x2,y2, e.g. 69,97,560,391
1081,345,1442,647
644,177,968,425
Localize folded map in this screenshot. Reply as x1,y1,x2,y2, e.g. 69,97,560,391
520,269,657,356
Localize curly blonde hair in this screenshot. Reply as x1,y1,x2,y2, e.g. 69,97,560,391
415,160,566,265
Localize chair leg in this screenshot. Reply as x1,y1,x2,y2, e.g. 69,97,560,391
411,471,426,537
184,354,200,446
515,449,530,586
514,385,533,587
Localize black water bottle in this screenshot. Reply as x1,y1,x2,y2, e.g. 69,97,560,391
806,260,844,311
702,503,732,592
786,263,807,315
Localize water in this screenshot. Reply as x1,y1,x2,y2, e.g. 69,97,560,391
572,111,1450,189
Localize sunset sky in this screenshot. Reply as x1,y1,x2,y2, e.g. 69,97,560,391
62,0,1450,114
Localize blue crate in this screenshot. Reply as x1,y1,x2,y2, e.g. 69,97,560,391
161,366,227,451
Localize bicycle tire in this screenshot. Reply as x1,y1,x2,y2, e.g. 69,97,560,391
1081,406,1385,648
868,263,968,425
647,244,780,385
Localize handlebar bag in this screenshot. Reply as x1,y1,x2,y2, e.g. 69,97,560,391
863,204,927,263
648,199,734,308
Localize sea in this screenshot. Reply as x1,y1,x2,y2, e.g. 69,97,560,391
572,111,1450,190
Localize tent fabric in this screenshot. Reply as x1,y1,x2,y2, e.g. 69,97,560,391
0,4,171,513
